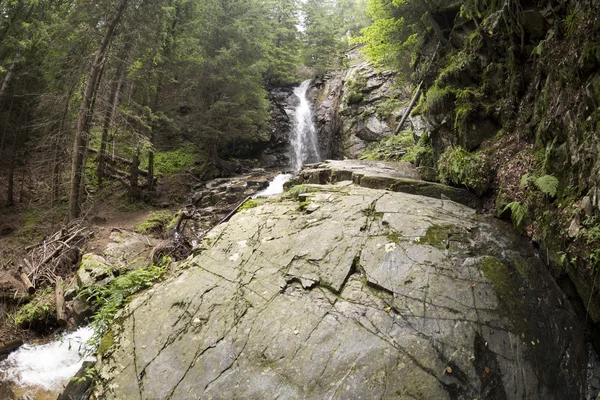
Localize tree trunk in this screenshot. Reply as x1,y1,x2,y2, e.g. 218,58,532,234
0,45,24,110
6,131,17,207
129,152,141,200
98,62,126,187
68,0,128,220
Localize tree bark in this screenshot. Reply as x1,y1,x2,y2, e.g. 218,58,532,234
69,0,129,220
19,269,35,295
6,130,17,207
98,61,126,187
0,45,24,110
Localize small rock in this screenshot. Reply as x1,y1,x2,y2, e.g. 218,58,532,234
582,196,593,216
304,203,320,214
568,216,580,238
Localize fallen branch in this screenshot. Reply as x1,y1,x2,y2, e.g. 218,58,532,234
394,81,423,135
19,267,35,295
55,277,67,327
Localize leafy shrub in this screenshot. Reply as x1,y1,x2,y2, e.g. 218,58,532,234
403,133,435,168
423,84,454,114
438,147,490,196
361,130,414,161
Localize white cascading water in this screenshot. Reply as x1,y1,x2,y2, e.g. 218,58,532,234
0,326,95,397
290,80,320,172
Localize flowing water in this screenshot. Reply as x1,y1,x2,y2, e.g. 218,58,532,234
0,327,95,399
290,80,320,171
253,174,293,198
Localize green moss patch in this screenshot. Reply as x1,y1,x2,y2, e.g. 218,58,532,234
239,199,264,211
438,147,490,196
134,211,177,236
420,225,457,250
98,329,115,357
14,288,55,332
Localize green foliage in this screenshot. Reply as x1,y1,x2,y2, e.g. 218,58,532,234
343,71,367,105
78,266,166,346
563,8,580,38
423,84,454,114
587,224,600,272
503,201,528,232
264,0,302,86
404,133,435,168
69,363,98,384
153,148,197,177
438,147,490,196
301,0,369,74
134,211,177,235
534,175,559,197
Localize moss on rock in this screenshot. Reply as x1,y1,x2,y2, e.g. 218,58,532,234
438,147,490,196
134,211,177,236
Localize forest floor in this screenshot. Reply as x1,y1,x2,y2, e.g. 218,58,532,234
0,181,177,345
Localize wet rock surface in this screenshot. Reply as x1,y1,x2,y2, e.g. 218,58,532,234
96,173,599,399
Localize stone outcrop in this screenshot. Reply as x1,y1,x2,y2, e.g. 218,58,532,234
261,87,297,168
289,160,482,209
311,47,410,159
95,161,599,399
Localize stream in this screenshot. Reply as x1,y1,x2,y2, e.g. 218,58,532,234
0,326,94,399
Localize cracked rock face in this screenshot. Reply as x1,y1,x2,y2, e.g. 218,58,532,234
96,185,599,399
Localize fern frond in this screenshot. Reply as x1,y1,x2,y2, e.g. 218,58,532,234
503,201,527,230
519,173,530,188
534,175,558,197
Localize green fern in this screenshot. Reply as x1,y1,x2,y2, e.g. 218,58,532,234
503,201,527,231
534,175,559,197
519,173,531,188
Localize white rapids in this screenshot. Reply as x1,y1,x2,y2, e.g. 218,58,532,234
0,326,95,393
253,173,293,198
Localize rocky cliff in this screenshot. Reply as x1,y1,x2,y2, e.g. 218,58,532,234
94,161,600,399
342,1,600,348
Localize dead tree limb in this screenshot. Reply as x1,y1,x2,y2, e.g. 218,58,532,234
394,81,423,135
18,266,35,295
55,277,67,327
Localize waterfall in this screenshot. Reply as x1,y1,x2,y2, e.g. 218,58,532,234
290,80,320,171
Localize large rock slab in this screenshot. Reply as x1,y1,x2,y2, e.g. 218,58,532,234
291,160,482,209
95,186,599,399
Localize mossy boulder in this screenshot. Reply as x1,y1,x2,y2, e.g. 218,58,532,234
438,146,490,196
77,254,114,287
14,289,56,332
